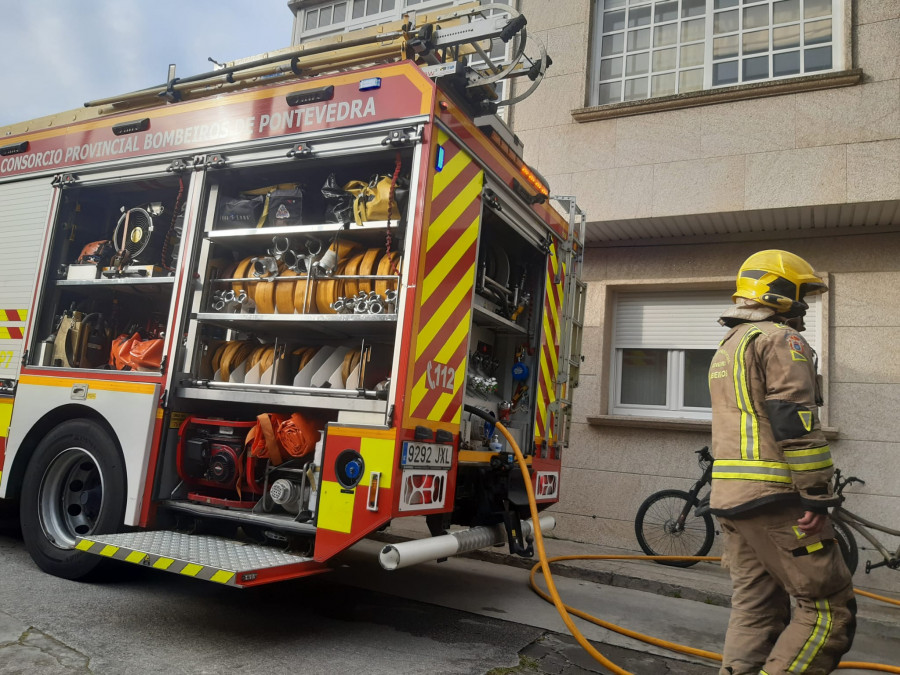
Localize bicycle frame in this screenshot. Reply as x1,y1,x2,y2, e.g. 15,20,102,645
832,469,900,573
676,448,714,528
833,506,900,572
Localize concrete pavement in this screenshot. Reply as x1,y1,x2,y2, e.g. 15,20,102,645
376,517,900,673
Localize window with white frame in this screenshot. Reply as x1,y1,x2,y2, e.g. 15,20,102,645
296,0,464,41
590,0,842,106
610,289,821,419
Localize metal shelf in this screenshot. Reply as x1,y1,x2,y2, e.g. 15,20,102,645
472,304,527,335
161,501,318,536
207,221,397,240
175,384,388,413
194,312,398,339
56,277,175,287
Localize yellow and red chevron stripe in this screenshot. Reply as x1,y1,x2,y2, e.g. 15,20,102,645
535,243,565,443
0,309,27,340
406,130,483,427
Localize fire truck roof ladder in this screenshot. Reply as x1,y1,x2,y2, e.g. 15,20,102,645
548,196,586,450
82,2,550,118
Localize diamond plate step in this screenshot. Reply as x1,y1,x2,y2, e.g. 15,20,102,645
76,531,324,587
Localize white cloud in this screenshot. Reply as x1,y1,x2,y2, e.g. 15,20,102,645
0,0,291,127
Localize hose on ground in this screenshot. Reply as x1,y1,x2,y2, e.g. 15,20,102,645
491,420,900,675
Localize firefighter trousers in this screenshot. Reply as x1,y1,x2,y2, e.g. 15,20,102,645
718,504,856,675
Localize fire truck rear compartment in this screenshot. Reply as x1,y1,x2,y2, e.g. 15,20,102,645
7,55,582,584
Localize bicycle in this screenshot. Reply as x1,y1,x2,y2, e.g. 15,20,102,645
832,469,900,576
634,446,716,568
634,446,859,573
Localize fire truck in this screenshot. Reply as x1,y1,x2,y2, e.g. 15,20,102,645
0,3,584,587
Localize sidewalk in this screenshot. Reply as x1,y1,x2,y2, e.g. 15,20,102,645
375,518,900,637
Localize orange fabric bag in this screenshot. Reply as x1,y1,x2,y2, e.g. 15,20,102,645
110,333,164,371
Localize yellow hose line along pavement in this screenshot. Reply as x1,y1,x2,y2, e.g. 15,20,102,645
494,422,900,675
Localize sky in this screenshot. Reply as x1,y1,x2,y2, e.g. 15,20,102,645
0,0,295,127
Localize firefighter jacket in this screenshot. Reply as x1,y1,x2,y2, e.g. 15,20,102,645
708,319,837,516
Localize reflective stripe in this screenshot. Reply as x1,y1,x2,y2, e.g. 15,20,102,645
790,598,833,672
784,446,833,471
733,327,762,461
713,459,793,483
181,563,203,577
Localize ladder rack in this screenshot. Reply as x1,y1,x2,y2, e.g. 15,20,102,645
83,2,549,117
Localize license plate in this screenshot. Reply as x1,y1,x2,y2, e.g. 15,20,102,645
401,442,453,469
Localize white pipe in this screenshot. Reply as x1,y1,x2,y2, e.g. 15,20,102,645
378,515,556,570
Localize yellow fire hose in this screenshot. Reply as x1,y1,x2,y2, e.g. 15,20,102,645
494,421,900,675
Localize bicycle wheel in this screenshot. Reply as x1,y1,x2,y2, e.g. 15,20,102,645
832,517,859,576
635,489,716,568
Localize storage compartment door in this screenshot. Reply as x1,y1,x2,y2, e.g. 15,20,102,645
402,131,483,432
0,178,55,382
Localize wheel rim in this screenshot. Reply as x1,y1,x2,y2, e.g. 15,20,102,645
641,497,708,556
38,447,105,549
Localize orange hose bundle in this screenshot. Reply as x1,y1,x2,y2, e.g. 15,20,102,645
245,411,321,466
276,413,321,459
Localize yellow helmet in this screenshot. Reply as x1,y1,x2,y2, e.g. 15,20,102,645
733,250,827,312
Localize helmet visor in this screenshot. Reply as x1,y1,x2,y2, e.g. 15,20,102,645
799,280,828,297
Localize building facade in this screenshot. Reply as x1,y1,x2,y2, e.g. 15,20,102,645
286,0,900,593
511,0,900,593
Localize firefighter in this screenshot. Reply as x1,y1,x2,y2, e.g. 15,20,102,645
708,250,856,675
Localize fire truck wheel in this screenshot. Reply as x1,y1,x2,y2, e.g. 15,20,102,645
20,419,126,580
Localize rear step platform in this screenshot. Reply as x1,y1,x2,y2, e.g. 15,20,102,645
76,531,328,587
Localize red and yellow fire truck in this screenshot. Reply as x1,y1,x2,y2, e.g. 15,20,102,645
0,4,584,587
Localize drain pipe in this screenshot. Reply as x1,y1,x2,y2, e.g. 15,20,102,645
379,515,555,570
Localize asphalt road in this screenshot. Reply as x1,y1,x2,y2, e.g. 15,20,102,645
0,504,720,675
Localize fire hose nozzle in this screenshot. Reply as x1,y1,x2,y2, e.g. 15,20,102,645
268,236,291,257
252,256,278,278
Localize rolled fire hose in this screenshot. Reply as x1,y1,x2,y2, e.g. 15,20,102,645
357,247,381,294
340,350,360,387
342,252,366,298
293,274,317,314
275,269,298,314
316,260,348,314
231,257,253,295
375,251,401,297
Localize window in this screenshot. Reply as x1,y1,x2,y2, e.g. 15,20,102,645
610,289,821,420
297,0,459,40
591,0,841,106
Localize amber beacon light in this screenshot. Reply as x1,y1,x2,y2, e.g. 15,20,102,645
520,164,550,197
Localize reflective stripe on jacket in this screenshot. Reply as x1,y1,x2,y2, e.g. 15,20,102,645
708,320,836,515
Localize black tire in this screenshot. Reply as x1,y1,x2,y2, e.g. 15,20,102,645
19,419,126,580
635,489,716,567
832,517,858,576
